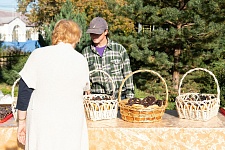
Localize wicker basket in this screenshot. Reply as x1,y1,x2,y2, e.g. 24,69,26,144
0,104,13,123
11,78,20,121
83,70,118,121
0,78,20,123
175,68,220,121
118,69,168,123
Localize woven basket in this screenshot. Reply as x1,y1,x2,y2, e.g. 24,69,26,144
11,77,20,121
175,68,220,121
0,78,20,122
83,70,118,121
0,104,13,123
118,69,168,123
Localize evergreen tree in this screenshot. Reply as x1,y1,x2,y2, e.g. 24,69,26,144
2,53,29,85
11,0,225,107
210,32,225,107
117,0,225,91
43,0,90,52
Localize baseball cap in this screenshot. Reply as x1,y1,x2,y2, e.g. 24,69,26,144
86,17,108,34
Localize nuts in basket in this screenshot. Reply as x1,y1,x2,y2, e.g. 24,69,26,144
118,69,168,123
0,94,13,121
0,105,12,120
175,68,220,121
126,96,166,108
88,95,112,100
182,94,217,110
83,70,118,121
83,94,118,121
84,94,117,112
186,95,214,101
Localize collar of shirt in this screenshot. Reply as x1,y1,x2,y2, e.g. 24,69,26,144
57,42,74,48
90,38,113,53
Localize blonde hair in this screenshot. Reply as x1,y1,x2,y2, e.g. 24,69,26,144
52,19,82,46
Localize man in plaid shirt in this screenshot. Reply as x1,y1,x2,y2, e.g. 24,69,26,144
82,17,134,99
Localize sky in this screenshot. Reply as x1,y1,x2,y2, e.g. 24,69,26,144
0,0,18,12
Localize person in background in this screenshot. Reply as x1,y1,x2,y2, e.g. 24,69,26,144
16,19,90,150
82,17,134,99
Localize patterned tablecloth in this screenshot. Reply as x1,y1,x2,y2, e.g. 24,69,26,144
1,110,225,150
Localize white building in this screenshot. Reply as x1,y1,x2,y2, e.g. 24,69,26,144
0,10,38,42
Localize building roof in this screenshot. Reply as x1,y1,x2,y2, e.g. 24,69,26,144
0,9,34,26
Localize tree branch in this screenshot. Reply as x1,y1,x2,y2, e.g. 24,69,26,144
165,20,177,28
182,23,195,27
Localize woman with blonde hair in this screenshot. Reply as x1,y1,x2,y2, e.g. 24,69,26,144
16,19,90,150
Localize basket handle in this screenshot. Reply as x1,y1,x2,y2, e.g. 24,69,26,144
118,69,168,104
89,69,115,98
11,77,21,121
178,68,220,99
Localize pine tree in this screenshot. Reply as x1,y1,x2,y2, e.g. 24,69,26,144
2,54,29,85
117,0,225,91
43,0,90,52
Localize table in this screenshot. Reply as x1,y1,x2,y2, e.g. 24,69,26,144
1,110,225,150
0,118,24,150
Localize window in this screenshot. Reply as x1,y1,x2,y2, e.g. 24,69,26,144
12,25,20,41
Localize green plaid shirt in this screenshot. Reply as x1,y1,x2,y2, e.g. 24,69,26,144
82,38,134,99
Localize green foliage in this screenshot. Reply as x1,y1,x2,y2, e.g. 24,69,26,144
117,0,225,106
43,0,90,52
2,54,29,85
210,61,225,107
179,71,217,93
111,0,225,106
134,87,148,98
0,83,18,95
6,0,225,109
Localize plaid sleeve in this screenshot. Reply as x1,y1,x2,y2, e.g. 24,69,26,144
121,46,134,98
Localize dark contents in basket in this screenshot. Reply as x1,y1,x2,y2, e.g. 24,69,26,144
90,96,111,100
186,94,215,101
0,105,12,120
127,96,166,107
199,95,211,100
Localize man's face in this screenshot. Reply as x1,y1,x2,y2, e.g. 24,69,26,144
90,30,107,45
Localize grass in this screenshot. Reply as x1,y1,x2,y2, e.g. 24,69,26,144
0,82,18,96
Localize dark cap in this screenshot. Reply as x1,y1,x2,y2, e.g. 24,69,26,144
86,17,108,34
